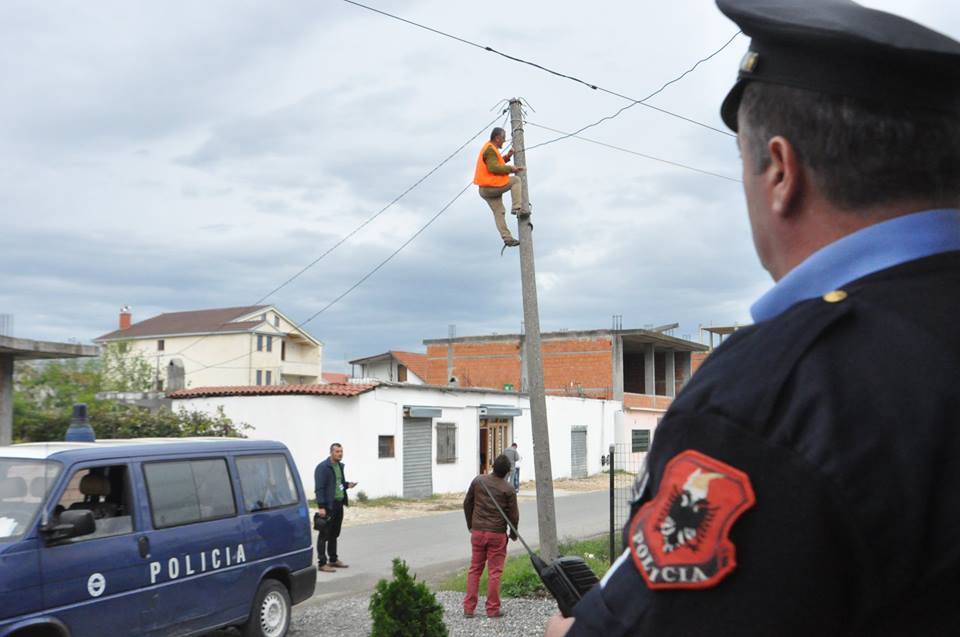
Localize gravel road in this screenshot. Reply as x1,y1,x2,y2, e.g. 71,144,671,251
288,590,556,636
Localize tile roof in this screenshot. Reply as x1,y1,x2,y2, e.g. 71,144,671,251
169,382,377,399
96,305,269,341
390,351,430,380
321,372,350,384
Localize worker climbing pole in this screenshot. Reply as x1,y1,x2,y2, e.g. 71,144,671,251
510,97,559,561
473,123,525,248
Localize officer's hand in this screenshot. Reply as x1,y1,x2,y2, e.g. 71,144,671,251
504,149,514,161
544,613,575,636
318,508,326,517
513,166,525,173
509,530,518,541
347,482,357,489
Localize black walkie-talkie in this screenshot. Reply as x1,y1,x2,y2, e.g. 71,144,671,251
477,478,599,617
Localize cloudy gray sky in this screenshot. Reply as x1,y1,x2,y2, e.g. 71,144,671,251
2,0,958,372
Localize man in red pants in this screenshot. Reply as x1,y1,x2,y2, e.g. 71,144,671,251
462,454,519,618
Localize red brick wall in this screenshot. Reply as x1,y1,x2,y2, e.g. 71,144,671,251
691,351,709,374
425,337,613,396
623,392,672,411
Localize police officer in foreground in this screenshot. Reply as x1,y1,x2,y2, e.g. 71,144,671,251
546,0,960,635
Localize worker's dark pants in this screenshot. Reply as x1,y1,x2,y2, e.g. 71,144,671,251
317,501,344,565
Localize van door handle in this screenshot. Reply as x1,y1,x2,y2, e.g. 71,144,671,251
138,536,150,559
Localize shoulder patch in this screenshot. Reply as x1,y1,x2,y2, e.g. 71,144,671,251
627,450,755,590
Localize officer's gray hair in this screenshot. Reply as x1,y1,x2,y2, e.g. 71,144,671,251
490,127,506,141
739,83,960,211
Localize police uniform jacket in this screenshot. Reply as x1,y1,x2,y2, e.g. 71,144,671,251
569,223,960,635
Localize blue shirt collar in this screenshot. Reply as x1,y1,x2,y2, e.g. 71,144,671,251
751,209,960,323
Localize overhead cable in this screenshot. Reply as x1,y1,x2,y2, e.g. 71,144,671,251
185,182,473,376
526,122,742,183
341,0,739,138
175,113,501,363
527,31,742,150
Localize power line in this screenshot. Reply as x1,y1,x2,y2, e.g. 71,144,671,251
298,182,472,328
170,113,501,363
185,181,473,377
341,0,739,138
526,31,742,150
526,122,742,183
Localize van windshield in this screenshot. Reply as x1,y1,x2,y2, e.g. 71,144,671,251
0,459,62,541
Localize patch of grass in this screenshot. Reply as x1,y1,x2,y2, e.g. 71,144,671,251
438,535,614,598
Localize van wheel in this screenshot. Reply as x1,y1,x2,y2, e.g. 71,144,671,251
241,579,291,637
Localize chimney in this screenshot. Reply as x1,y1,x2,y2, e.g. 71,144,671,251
119,305,132,330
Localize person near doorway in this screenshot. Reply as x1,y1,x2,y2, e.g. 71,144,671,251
462,454,519,618
314,442,357,573
502,442,521,492
474,127,525,248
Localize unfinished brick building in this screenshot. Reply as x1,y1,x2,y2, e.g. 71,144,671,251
421,327,708,408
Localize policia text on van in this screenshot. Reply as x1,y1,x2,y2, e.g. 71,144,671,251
0,438,316,637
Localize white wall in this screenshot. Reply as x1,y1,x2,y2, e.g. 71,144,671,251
174,385,620,498
618,408,666,471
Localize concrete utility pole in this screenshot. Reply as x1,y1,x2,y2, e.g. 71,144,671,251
509,97,559,561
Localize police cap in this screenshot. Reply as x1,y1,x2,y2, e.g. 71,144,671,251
717,0,960,131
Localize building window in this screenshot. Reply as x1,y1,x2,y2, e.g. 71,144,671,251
436,422,456,463
265,370,272,385
256,370,263,385
378,435,395,458
274,315,280,328
397,364,408,382
281,341,286,361
157,339,165,352
256,335,264,351
266,335,273,352
631,429,651,453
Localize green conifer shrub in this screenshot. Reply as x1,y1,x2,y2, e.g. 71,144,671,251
369,558,447,637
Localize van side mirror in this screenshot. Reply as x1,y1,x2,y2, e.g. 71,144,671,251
40,510,96,543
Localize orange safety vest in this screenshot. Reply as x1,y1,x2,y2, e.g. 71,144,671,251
473,142,511,188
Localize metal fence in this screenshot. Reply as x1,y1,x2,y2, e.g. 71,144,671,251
604,443,644,564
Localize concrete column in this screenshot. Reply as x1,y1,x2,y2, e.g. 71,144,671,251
678,352,692,392
665,350,676,397
611,335,624,401
0,354,13,446
644,344,655,396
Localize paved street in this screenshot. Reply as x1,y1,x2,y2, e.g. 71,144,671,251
307,488,615,600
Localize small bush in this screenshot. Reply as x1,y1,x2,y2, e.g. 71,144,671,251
356,490,369,503
369,558,447,637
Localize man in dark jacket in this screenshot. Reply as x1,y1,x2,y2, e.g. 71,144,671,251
462,454,519,618
314,443,355,573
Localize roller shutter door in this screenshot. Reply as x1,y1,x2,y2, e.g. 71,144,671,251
571,426,588,479
403,418,433,498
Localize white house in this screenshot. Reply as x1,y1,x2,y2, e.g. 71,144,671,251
348,351,428,384
170,381,619,499
94,305,322,390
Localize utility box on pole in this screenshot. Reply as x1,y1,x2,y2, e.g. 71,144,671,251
510,97,559,561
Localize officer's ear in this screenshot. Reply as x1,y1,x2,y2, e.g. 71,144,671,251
766,135,805,219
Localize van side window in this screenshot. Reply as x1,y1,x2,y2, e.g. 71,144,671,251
143,459,236,528
236,454,298,512
54,464,133,541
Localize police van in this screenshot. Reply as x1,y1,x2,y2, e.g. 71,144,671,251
0,438,316,637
